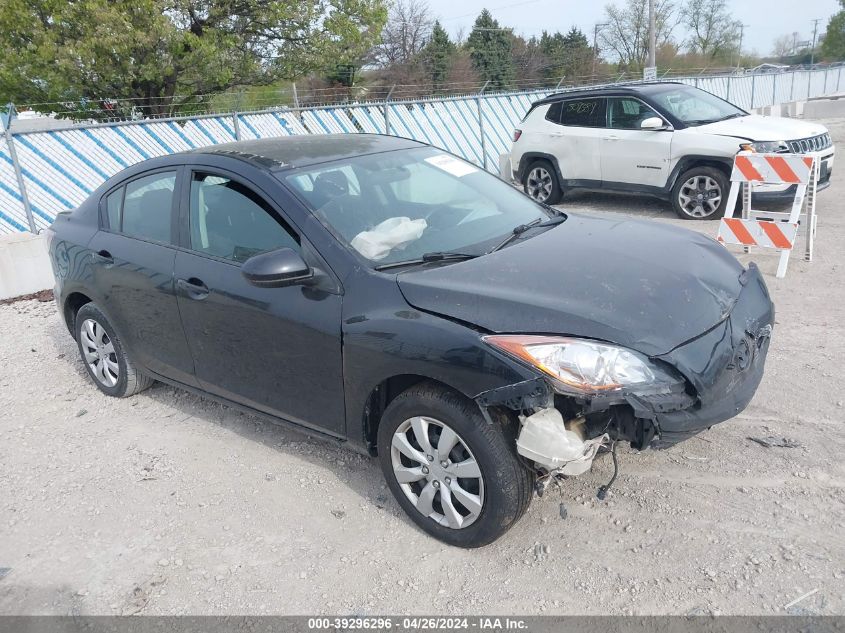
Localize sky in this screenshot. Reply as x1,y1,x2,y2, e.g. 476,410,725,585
425,0,842,57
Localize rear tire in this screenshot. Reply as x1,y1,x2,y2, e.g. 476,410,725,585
523,159,563,205
671,166,729,220
75,303,154,398
377,382,533,548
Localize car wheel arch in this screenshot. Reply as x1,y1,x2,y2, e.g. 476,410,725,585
64,292,93,335
667,156,732,191
519,152,565,184
362,374,474,455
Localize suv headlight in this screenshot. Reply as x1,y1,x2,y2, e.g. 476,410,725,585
484,335,682,394
740,141,788,153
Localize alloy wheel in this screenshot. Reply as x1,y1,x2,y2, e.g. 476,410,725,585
526,166,553,202
79,318,119,387
390,416,484,529
678,175,722,218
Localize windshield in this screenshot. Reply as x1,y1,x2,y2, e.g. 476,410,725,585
282,147,553,265
650,85,746,125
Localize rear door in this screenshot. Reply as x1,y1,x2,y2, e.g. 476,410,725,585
87,168,197,386
548,97,606,184
172,167,346,436
601,97,673,188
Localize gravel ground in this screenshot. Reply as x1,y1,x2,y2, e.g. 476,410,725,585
1,120,844,617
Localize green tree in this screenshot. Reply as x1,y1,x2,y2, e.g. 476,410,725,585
539,28,593,82
539,31,567,80
822,1,845,61
0,0,387,117
466,9,514,90
681,0,740,61
421,21,456,88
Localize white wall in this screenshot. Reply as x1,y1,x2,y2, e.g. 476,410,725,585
0,232,54,300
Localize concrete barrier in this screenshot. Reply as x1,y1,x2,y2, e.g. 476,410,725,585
803,96,845,119
0,232,54,300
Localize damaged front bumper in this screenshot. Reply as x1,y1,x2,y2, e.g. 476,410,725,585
476,263,775,462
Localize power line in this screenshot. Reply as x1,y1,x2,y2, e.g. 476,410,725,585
441,0,541,22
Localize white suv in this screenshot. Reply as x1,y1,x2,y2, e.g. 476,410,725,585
510,82,834,219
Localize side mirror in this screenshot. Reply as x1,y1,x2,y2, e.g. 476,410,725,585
640,116,668,130
241,247,313,288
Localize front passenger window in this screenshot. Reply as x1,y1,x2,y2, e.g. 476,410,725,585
189,172,299,263
608,98,660,130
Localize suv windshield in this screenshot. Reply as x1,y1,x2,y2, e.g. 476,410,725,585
283,147,554,265
649,85,746,126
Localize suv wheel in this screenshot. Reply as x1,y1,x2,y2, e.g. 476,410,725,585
671,166,729,220
523,159,563,205
377,382,533,548
75,303,154,398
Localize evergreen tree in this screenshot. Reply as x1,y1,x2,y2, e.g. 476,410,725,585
422,21,457,88
466,10,515,90
822,0,845,61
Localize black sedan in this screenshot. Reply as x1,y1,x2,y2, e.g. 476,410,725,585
46,134,774,547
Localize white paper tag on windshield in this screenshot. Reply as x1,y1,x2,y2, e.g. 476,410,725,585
424,153,479,177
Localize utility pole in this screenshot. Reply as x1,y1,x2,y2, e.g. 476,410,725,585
647,0,656,69
810,18,822,66
592,22,609,79
736,24,750,71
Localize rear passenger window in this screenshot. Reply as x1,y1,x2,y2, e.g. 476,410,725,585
189,172,299,263
545,102,563,124
560,98,605,127
121,172,176,243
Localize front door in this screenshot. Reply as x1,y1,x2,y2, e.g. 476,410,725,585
173,169,345,436
88,169,197,385
601,97,673,188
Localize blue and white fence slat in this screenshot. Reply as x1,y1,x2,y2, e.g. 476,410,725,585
0,138,29,234
347,105,386,134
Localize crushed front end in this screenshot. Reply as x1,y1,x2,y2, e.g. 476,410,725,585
475,263,775,480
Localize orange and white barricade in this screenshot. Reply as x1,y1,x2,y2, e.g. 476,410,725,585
717,152,819,278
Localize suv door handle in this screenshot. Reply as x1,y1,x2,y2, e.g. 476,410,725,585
176,277,209,300
91,250,114,265
604,135,620,141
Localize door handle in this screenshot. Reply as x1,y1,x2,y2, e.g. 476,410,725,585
176,277,210,300
91,250,114,265
604,135,620,141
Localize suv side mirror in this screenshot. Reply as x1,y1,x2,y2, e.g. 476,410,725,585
242,247,313,288
641,116,668,130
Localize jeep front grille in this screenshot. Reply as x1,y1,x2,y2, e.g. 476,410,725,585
787,133,833,154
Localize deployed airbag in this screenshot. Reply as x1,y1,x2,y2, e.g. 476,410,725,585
351,217,427,260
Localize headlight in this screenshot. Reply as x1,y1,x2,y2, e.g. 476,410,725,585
740,141,788,153
484,335,681,394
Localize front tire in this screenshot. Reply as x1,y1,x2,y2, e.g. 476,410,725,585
75,303,154,398
377,382,533,548
523,159,563,205
671,166,729,220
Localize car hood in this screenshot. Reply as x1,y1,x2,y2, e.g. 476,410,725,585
694,114,827,141
396,214,745,357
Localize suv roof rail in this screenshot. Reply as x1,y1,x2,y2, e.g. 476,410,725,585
533,80,686,105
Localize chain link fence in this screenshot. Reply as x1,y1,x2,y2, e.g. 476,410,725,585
1,66,843,234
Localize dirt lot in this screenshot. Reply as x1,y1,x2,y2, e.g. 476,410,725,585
1,120,844,618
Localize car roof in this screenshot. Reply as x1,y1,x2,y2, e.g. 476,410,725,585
190,133,426,170
530,81,688,108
